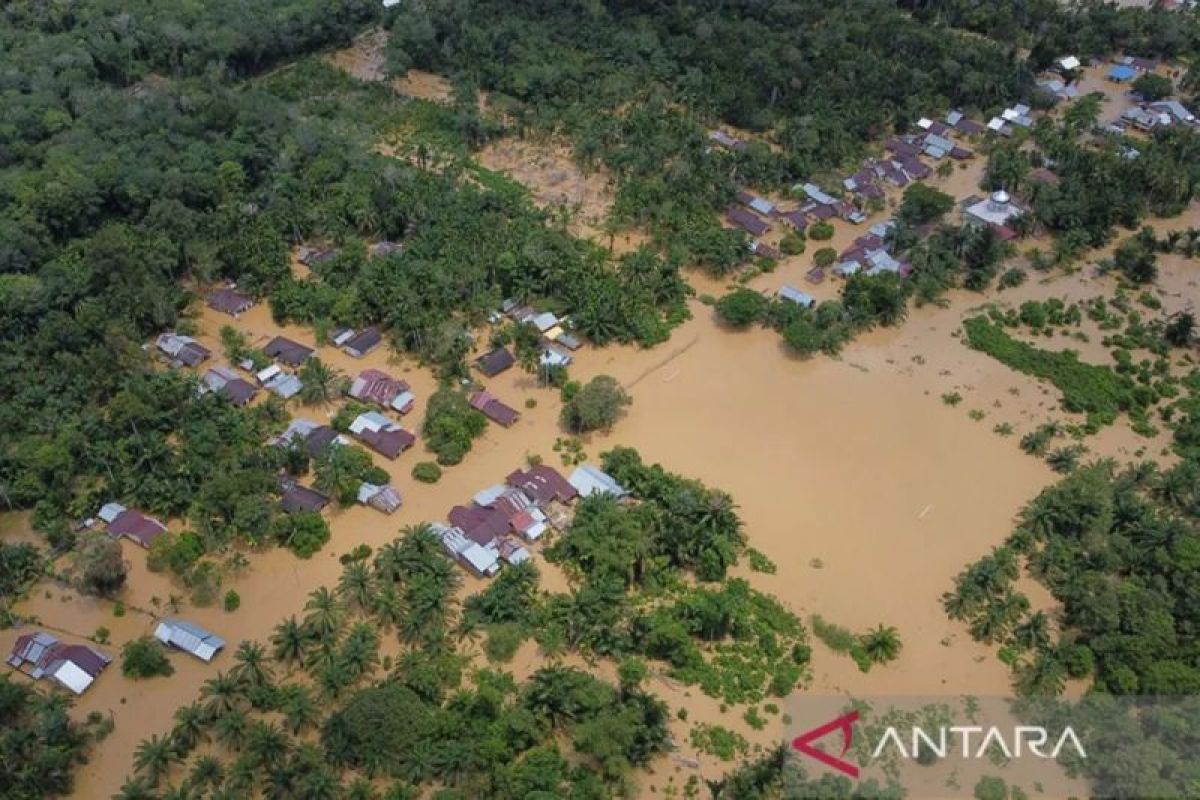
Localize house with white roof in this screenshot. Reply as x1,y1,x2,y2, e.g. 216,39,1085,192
153,619,225,662
568,464,630,498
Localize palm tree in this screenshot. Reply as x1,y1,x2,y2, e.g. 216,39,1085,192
339,622,380,681
303,586,344,641
338,562,375,612
297,769,341,800
271,615,311,667
279,684,319,734
113,777,158,800
134,733,178,786
170,702,207,752
371,583,403,630
246,720,291,771
372,540,406,584
231,640,273,691
298,358,344,406
213,708,249,750
1016,651,1066,697
200,672,244,719
860,624,903,664
187,755,225,791
1013,610,1052,652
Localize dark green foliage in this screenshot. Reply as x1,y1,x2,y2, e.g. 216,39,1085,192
559,376,631,434
422,388,488,466
72,534,128,597
0,543,45,600
715,289,770,328
411,461,443,483
273,511,331,558
963,316,1145,418
898,183,955,226
0,675,95,799
122,637,175,679
1132,72,1174,102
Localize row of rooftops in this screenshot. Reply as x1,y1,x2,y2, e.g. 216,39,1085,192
438,464,629,577
7,618,225,694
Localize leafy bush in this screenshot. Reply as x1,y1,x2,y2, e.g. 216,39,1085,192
715,289,769,328
808,221,835,241
411,461,443,483
560,375,631,433
122,636,174,679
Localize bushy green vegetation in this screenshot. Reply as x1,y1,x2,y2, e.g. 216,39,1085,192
946,452,1200,796
0,675,110,799
963,316,1146,421
559,375,631,434
121,637,175,679
422,388,488,465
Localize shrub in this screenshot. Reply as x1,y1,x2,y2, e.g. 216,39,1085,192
808,221,835,240
411,461,443,483
780,232,806,255
122,636,174,679
813,247,837,268
483,623,525,662
715,289,769,328
560,375,631,433
72,534,128,597
223,589,241,612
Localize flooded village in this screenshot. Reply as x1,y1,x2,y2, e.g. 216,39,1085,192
3,27,1199,800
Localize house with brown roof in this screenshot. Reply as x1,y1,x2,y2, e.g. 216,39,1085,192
506,465,579,506
342,327,383,358
279,478,329,514
348,369,414,413
208,288,254,316
725,207,770,236
358,482,402,514
348,412,415,459
264,336,314,367
7,632,111,695
470,390,521,427
155,333,210,367
97,502,167,548
474,347,515,378
202,366,259,406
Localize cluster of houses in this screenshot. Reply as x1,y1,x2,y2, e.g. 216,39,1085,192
961,190,1025,241
834,220,912,279
498,301,580,367
7,617,224,696
154,333,210,368
194,333,317,405
1120,99,1196,131
437,463,628,577
270,417,406,516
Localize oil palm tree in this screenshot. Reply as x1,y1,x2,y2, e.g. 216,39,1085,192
134,733,178,786
200,672,244,719
113,777,158,800
279,684,319,734
213,707,249,750
372,539,406,584
187,755,224,792
231,640,273,691
271,615,311,667
1013,610,1052,652
860,624,903,664
371,583,403,630
303,586,344,641
170,702,207,752
246,720,291,771
298,358,344,406
337,562,375,611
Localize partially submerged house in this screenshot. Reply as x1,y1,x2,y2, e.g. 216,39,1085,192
342,327,383,358
155,333,210,367
202,366,259,406
255,364,303,399
348,411,415,459
506,465,579,506
208,288,253,317
153,618,225,662
278,478,329,514
271,419,346,458
263,336,314,367
7,632,111,695
540,347,573,369
708,130,746,151
348,369,415,414
470,390,521,427
97,502,167,548
475,347,515,378
434,523,501,577
724,206,769,236
358,482,402,514
568,464,629,498
778,285,815,308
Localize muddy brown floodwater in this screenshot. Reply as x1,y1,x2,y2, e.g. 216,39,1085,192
5,146,1198,800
